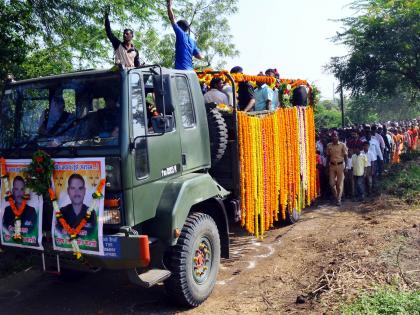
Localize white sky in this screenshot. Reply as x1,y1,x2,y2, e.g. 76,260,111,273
224,0,354,100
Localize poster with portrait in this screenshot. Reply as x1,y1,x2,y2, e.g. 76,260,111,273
51,158,105,256
0,159,44,250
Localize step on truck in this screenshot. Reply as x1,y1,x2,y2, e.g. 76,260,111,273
0,66,302,307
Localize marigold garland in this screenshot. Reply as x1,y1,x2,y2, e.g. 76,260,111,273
237,107,319,238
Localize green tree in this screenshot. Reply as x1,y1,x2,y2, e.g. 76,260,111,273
327,0,419,97
0,0,239,83
314,99,343,129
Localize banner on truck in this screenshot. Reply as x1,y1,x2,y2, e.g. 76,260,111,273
51,158,105,256
0,159,44,250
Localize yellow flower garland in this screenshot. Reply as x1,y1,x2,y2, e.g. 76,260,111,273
238,107,319,238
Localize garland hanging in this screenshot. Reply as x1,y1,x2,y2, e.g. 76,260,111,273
237,107,319,238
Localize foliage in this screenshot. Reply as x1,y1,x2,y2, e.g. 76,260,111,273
341,287,420,315
327,0,420,97
344,90,420,125
0,0,239,83
380,153,420,205
314,99,343,129
142,0,239,69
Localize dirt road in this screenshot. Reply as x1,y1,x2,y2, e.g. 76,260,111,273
0,198,418,315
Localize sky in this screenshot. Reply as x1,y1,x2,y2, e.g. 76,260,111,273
224,0,354,100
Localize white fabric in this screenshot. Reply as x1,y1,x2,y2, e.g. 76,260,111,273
204,89,229,105
363,149,376,166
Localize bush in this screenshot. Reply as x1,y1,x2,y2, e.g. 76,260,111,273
380,156,420,204
341,287,420,315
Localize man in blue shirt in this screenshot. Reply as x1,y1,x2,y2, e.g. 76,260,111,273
167,0,204,70
254,73,273,111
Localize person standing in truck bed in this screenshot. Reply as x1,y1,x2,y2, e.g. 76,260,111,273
104,9,142,68
166,0,204,70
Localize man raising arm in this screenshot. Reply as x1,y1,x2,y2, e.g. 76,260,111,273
104,8,142,68
166,0,204,70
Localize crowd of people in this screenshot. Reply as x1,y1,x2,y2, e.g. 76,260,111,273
317,121,419,206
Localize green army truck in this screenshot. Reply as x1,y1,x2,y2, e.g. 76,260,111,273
0,66,258,307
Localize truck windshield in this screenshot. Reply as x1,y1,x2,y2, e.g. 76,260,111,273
0,73,121,149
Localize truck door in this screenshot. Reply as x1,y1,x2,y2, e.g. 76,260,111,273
129,72,182,224
173,74,210,172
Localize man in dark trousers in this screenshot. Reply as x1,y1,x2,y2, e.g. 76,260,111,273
59,174,97,236
3,176,37,235
166,0,204,70
104,9,142,68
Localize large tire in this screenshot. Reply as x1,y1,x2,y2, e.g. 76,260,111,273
207,108,228,165
164,212,221,307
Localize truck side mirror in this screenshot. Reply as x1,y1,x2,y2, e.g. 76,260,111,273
152,74,174,115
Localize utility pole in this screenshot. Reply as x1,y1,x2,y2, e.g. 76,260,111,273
339,76,345,128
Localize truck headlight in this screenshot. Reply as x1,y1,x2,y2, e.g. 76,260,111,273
103,193,123,225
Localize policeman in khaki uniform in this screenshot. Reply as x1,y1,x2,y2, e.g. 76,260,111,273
326,131,348,206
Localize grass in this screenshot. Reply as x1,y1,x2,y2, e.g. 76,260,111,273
341,287,420,315
380,151,420,205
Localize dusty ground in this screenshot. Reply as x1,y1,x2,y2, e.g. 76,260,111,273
0,197,419,315
191,198,419,315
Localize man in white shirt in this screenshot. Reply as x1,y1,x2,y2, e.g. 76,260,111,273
363,141,376,196
204,78,229,105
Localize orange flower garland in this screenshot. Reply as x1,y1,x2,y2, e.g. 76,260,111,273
237,107,319,237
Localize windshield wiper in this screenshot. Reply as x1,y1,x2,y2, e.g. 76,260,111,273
55,135,116,148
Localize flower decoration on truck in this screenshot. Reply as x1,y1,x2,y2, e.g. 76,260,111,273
26,150,55,196
237,107,318,238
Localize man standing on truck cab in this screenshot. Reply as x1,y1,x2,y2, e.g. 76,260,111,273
59,174,96,235
326,131,348,206
166,0,204,70
104,8,142,68
230,66,255,112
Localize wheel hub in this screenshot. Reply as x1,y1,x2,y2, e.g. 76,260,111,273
192,238,212,284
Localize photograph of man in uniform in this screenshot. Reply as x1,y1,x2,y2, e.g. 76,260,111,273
2,176,37,234
58,174,97,236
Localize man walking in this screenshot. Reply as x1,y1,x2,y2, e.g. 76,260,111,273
105,9,142,68
351,145,368,201
326,131,348,206
166,0,203,70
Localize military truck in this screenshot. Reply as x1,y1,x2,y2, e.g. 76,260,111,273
0,66,302,307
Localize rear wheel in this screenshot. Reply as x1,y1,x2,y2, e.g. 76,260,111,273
164,212,221,307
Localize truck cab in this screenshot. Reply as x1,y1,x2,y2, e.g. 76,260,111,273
0,66,231,307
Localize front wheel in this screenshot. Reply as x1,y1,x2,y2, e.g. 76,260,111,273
164,212,221,307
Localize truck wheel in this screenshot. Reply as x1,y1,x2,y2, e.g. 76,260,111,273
164,212,221,307
285,207,300,225
207,108,228,165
